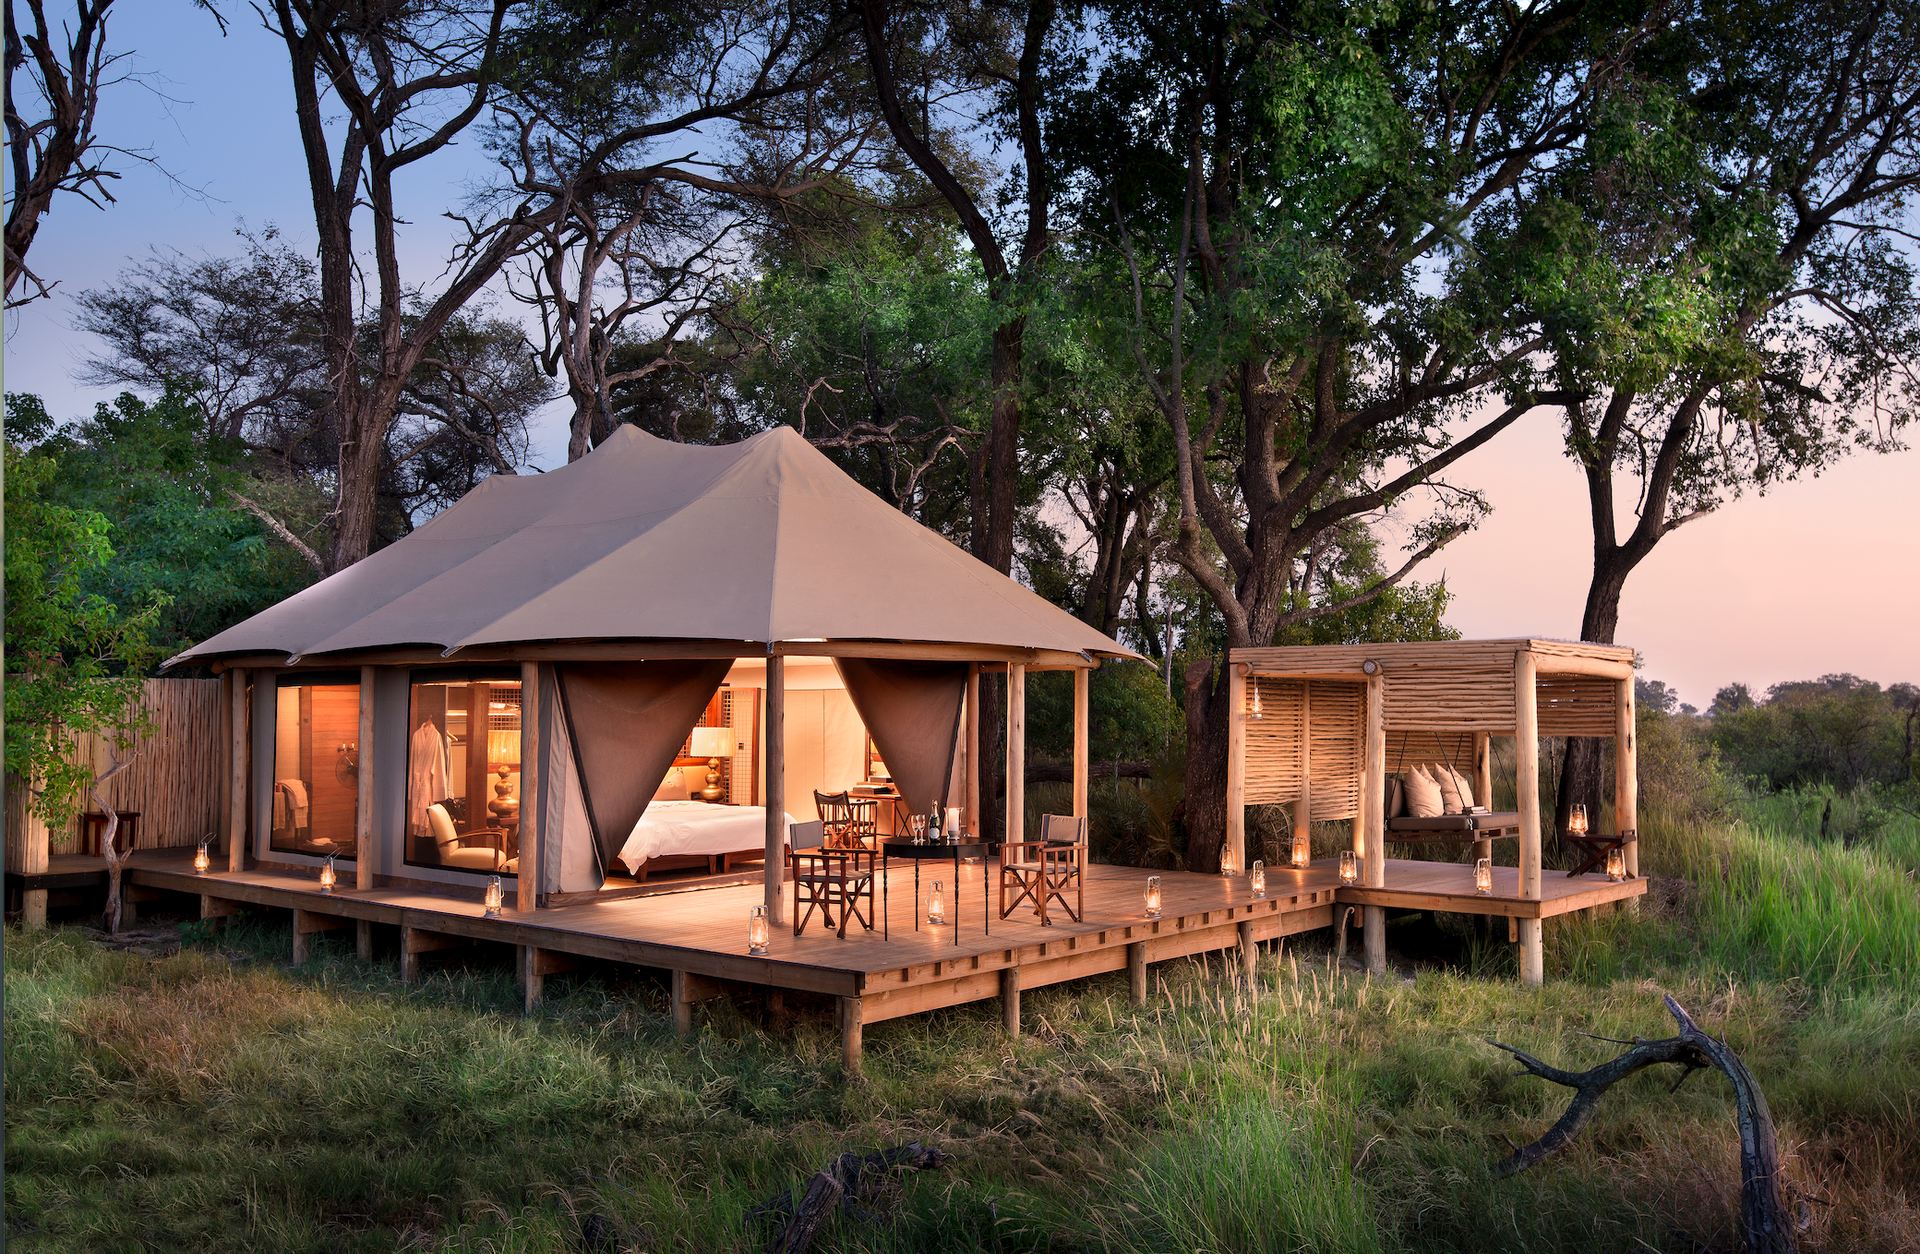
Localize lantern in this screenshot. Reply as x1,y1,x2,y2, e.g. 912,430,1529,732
484,875,504,918
1606,847,1627,882
1250,860,1266,899
318,855,337,894
1291,833,1310,869
747,905,770,955
1339,850,1360,885
1474,857,1493,896
1569,804,1589,837
1219,843,1238,877
193,840,211,875
1144,875,1163,918
1251,676,1262,719
928,881,947,926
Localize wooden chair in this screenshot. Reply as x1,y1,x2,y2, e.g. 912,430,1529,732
815,790,878,849
787,819,877,938
998,813,1087,926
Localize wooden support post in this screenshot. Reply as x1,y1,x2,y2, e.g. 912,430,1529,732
764,657,786,926
1226,662,1246,872
1472,730,1493,867
200,894,239,923
356,920,373,959
1362,670,1386,972
356,666,376,892
218,667,233,868
229,668,249,872
292,908,348,964
1514,649,1544,987
1238,919,1257,988
1616,676,1638,877
1001,965,1021,1037
400,925,460,983
965,665,981,833
1072,666,1090,820
21,889,48,930
838,995,863,1074
1006,663,1026,844
1293,678,1312,860
522,947,579,1013
1127,941,1146,1006
519,662,542,910
671,968,696,1036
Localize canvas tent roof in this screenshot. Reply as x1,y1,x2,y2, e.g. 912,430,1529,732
171,425,1139,668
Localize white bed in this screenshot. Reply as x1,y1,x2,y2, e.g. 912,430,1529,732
614,801,794,881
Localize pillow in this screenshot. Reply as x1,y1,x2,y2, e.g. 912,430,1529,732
1448,767,1477,810
1386,777,1406,819
1403,765,1444,818
652,769,690,802
1425,762,1463,814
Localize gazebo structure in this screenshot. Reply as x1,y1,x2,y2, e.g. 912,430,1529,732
1223,639,1647,985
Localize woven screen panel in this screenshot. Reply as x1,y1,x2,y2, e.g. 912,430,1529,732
1381,728,1484,775
1379,664,1517,731
1535,674,1619,736
1244,678,1306,803
1243,678,1364,819
1306,681,1365,820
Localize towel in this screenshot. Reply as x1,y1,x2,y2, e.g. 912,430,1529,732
276,778,309,829
409,719,449,836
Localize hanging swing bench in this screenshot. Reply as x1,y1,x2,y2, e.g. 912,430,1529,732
1380,729,1522,847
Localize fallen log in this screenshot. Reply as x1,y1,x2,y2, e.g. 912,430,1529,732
1488,994,1794,1254
753,1141,950,1253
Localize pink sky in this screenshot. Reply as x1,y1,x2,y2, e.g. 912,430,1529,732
1429,411,1917,710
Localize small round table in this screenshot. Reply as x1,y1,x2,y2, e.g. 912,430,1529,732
880,837,990,946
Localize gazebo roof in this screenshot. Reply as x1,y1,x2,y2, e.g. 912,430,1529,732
171,425,1139,669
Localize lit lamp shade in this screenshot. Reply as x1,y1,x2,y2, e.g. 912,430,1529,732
928,881,947,926
1474,857,1493,895
1291,833,1310,869
1219,844,1238,877
748,905,770,955
318,857,337,894
1144,875,1163,918
193,841,211,875
484,875,504,917
1606,847,1627,882
1569,804,1589,836
689,727,732,759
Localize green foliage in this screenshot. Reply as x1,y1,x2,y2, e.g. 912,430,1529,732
1025,661,1182,766
11,387,321,660
1711,674,1919,791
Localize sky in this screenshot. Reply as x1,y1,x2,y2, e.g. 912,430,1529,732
6,2,1916,711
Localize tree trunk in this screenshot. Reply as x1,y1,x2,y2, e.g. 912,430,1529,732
978,672,1004,841
327,391,387,572
1181,656,1229,873
1555,550,1633,848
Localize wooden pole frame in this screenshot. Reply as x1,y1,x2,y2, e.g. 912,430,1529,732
1616,676,1638,877
1225,663,1246,871
764,657,787,925
1293,680,1312,863
519,662,541,911
228,668,249,873
1071,667,1090,820
1005,664,1026,845
1514,649,1544,986
357,667,376,893
965,664,981,835
1362,670,1386,972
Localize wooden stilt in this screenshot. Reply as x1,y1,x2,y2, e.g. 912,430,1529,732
519,662,542,910
838,995,864,1074
200,894,239,924
356,920,373,959
1127,941,1146,1005
1001,965,1021,1036
22,890,47,929
229,668,249,873
1237,919,1257,988
765,657,786,925
1362,670,1386,972
1514,649,1544,986
400,925,459,983
1006,664,1026,844
1363,905,1386,971
357,666,376,892
292,908,347,964
1616,676,1638,877
1072,667,1090,821
671,968,695,1036
1226,663,1246,872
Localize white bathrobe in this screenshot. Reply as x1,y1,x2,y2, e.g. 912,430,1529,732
408,719,449,836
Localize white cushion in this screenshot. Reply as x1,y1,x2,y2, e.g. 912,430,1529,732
1404,766,1444,818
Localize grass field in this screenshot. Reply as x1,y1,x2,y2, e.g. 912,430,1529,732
7,795,1918,1252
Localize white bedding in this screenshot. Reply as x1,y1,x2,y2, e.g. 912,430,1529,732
616,801,793,872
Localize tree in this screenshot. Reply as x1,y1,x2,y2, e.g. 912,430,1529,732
1062,0,1642,869
1518,0,1920,834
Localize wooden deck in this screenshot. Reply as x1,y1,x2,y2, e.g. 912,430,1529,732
121,851,1643,1069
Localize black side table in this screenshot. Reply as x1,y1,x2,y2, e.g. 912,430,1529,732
880,837,990,946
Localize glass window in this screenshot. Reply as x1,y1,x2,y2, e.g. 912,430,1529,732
271,675,362,859
406,671,521,876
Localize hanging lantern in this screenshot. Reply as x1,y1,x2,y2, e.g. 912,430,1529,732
1291,833,1310,869
1251,677,1262,719
1219,843,1238,877
1144,876,1163,918
747,905,770,955
484,875,504,918
1606,847,1627,882
318,855,337,894
193,840,211,875
1339,850,1360,885
1474,857,1493,895
928,881,947,926
1250,860,1266,899
1569,804,1589,837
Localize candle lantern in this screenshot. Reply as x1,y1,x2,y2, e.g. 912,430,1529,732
1474,857,1493,896
928,881,947,926
484,875,504,918
1569,804,1589,837
193,840,211,875
1291,833,1310,869
1339,850,1360,885
1606,847,1627,882
1219,843,1238,877
1250,860,1266,899
747,905,770,955
1144,876,1163,918
318,855,337,894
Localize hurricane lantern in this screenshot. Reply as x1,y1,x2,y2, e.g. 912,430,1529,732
1144,876,1163,918
1219,843,1238,877
193,841,211,875
747,905,770,955
484,875,504,918
928,881,947,926
1474,857,1493,895
1606,847,1627,882
1250,860,1266,899
1339,850,1360,885
1291,833,1310,869
1569,804,1589,837
318,856,337,894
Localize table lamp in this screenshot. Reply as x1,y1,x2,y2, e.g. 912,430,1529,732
690,727,732,801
